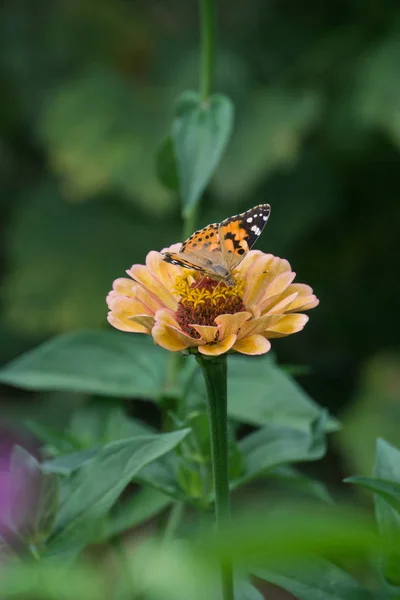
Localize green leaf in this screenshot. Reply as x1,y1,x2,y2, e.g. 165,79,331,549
9,446,59,546
235,579,264,600
43,448,100,475
234,414,327,489
68,402,153,446
24,420,82,454
228,356,338,431
373,438,400,585
156,136,179,192
186,355,337,432
0,330,168,399
137,457,188,503
98,486,172,541
268,466,333,503
46,429,190,558
172,91,233,217
254,559,370,600
345,476,400,514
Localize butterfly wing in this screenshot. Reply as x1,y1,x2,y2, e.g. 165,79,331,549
218,204,271,271
162,223,226,275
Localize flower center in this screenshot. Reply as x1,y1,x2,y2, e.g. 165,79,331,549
174,273,246,338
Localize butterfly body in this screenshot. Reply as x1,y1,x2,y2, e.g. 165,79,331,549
162,204,271,284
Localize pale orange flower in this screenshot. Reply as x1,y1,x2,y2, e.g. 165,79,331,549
106,245,319,357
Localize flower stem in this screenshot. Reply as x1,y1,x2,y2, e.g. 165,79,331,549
199,0,216,101
195,353,233,600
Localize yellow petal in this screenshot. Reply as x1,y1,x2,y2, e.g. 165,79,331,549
111,277,136,298
237,314,281,339
146,250,184,295
153,308,202,351
190,324,218,343
262,270,296,300
287,295,319,312
287,283,313,297
198,333,237,356
107,314,148,334
130,315,155,329
154,308,181,328
284,284,319,312
127,264,178,311
214,312,251,340
233,335,271,355
242,254,275,306
107,296,154,323
295,297,319,311
236,250,270,277
152,323,189,351
261,292,299,315
265,313,309,338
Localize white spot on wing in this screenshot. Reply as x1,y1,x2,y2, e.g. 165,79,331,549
251,225,261,235
246,217,253,223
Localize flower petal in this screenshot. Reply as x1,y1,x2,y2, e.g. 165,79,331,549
107,288,160,317
110,277,136,298
237,313,281,339
127,264,178,311
161,243,182,254
198,333,237,356
262,270,296,300
236,249,269,277
214,312,251,340
241,253,275,306
284,284,319,312
145,250,184,296
152,323,192,351
233,335,271,355
107,314,148,333
261,292,299,315
153,308,202,351
107,295,155,332
190,324,218,343
130,315,155,329
264,313,309,338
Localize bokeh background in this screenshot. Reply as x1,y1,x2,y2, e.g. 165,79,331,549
1,0,400,484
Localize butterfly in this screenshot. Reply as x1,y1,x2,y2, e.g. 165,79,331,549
162,204,271,284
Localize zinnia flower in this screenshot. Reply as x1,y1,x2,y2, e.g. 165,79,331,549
107,245,319,357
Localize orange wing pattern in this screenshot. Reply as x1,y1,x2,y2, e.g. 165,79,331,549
162,204,271,280
219,204,271,270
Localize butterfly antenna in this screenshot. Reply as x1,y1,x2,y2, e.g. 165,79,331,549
192,274,207,289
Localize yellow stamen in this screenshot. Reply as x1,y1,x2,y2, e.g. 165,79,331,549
174,272,245,307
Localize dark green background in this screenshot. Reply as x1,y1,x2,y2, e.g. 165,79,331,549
1,0,399,480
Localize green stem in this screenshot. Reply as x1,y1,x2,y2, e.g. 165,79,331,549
199,0,216,100
195,353,233,600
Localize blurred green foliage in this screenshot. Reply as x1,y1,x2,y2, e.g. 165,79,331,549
1,1,400,586
1,0,398,376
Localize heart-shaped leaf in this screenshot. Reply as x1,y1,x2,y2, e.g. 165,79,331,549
172,91,233,217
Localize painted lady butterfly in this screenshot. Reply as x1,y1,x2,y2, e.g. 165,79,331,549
162,204,271,284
